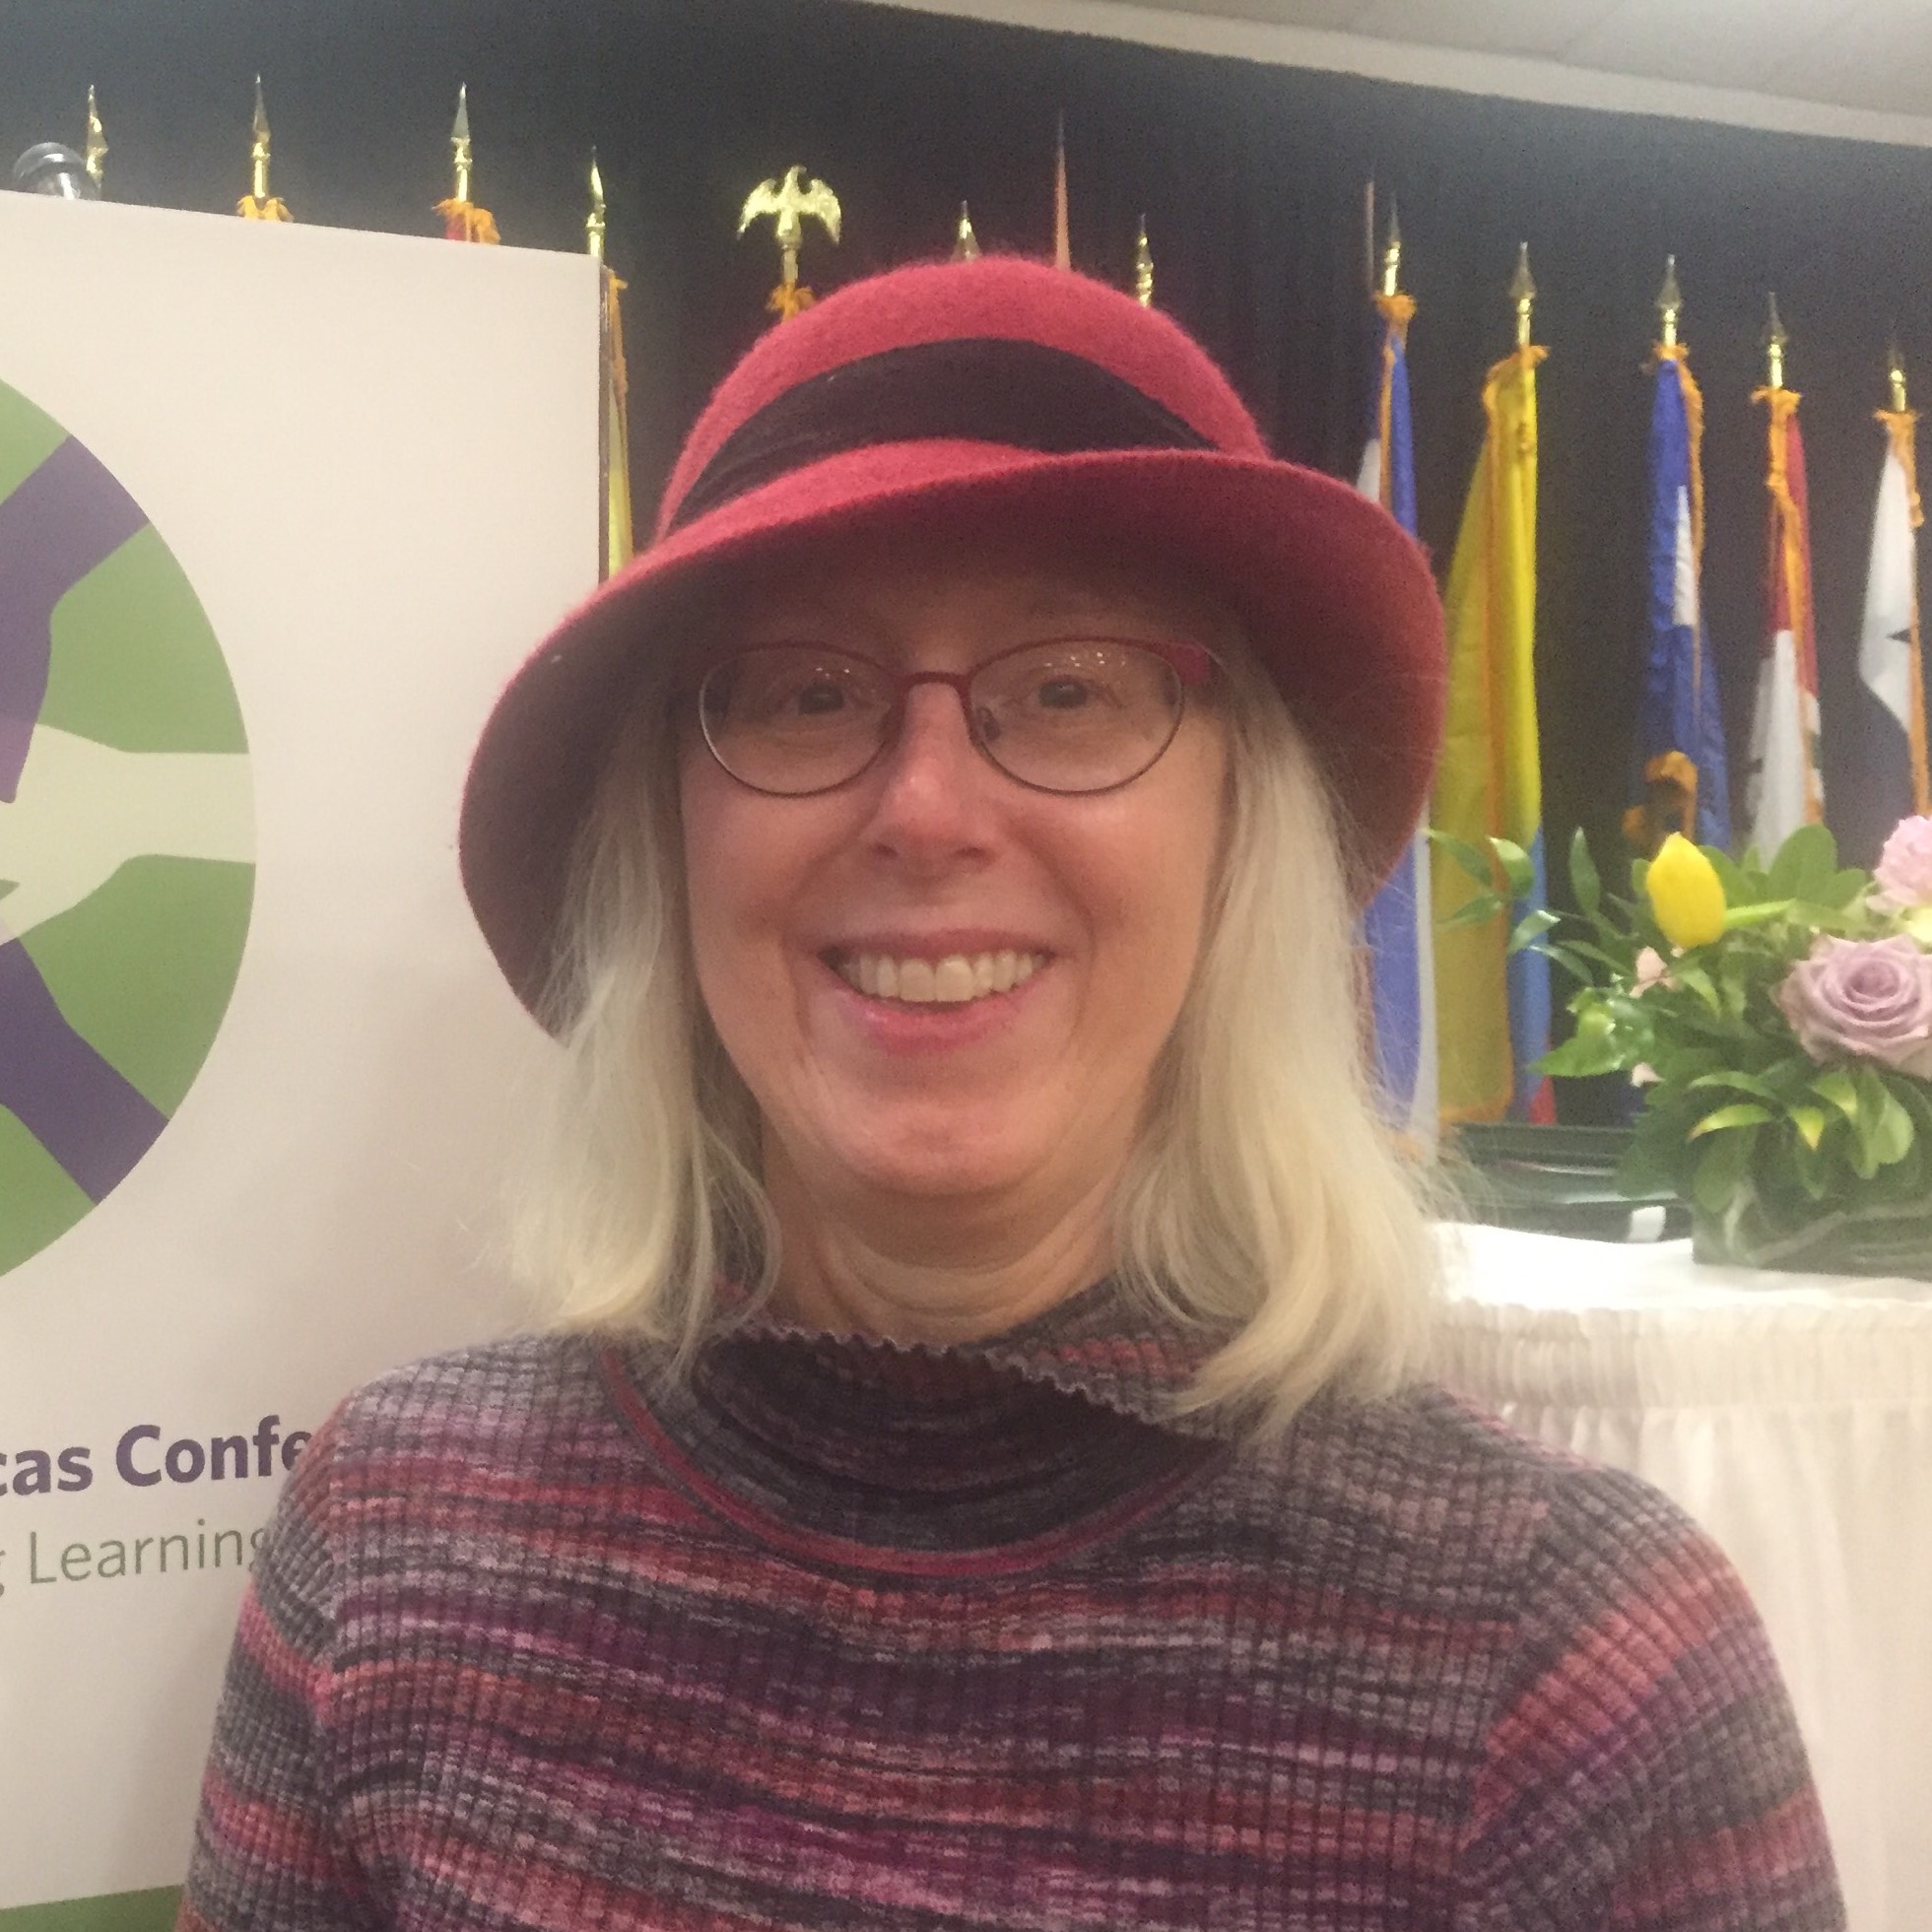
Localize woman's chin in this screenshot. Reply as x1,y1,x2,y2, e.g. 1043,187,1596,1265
813,1111,1052,1204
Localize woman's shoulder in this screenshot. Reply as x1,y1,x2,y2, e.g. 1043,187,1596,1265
1237,1381,1743,1627
314,1330,620,1475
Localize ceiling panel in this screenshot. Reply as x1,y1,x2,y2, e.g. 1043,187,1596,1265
1349,0,1621,59
1123,0,1383,30
1066,0,1932,118
1555,0,1825,94
1761,0,1932,116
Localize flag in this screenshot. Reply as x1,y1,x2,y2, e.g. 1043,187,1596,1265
1627,347,1731,853
1859,405,1932,825
1356,288,1436,1143
1432,343,1553,1124
1744,383,1824,855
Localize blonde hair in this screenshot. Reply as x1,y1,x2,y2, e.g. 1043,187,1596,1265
512,640,1439,1432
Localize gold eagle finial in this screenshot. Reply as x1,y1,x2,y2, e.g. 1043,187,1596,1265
739,166,841,318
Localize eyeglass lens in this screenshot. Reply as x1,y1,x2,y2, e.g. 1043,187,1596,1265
698,640,1190,796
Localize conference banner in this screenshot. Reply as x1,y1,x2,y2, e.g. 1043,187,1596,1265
0,194,604,1924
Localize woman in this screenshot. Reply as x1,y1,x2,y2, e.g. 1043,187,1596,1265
182,256,1842,1930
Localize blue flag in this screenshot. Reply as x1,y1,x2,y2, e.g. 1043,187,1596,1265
1356,292,1436,1142
1630,350,1731,852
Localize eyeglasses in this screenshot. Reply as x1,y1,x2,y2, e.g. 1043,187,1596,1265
696,636,1216,798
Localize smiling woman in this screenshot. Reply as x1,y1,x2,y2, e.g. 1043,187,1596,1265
180,257,1844,1932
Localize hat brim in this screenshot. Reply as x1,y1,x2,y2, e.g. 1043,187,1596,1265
461,439,1445,1020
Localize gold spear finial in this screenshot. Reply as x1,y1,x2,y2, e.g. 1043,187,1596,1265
236,77,291,219
1379,196,1403,300
738,166,841,320
1510,241,1536,349
451,84,473,206
586,149,607,261
953,201,980,261
84,85,106,190
250,76,271,203
1889,335,1910,414
1657,255,1683,350
1765,293,1789,390
1134,217,1154,307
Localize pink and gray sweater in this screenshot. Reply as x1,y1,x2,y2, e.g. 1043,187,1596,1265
180,1280,1843,1929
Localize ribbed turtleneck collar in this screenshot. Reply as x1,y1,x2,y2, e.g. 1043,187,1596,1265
603,1279,1237,1566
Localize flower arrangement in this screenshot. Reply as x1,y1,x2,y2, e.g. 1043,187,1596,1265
1439,815,1932,1275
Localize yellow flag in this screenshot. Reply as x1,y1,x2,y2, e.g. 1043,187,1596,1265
1432,344,1550,1125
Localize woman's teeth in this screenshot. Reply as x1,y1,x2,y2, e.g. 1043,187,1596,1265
836,951,1043,1004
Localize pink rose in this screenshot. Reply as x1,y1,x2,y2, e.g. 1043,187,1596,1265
1874,815,1932,910
1776,935,1932,1076
1632,947,1671,994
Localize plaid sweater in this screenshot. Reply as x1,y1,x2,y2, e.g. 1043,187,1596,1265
181,1281,1842,1930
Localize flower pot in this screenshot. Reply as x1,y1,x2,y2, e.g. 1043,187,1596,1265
1691,1193,1932,1280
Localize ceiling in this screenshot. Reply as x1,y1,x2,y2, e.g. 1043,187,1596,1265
1119,0,1932,120
862,0,1932,141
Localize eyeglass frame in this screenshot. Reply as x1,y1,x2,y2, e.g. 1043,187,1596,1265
690,633,1222,799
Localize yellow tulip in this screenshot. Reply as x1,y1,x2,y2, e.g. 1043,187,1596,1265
1645,833,1727,949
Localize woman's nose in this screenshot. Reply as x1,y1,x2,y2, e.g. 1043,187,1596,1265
861,682,994,851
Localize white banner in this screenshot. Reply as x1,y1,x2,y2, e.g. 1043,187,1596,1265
0,194,603,1919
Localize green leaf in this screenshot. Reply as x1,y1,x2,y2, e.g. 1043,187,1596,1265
1489,836,1536,901
1672,963,1722,1013
1705,847,1758,907
1826,868,1875,910
1849,1065,1914,1169
1568,827,1602,918
1506,909,1562,955
1786,1103,1829,1152
1693,1124,1757,1214
1541,943,1601,985
1688,1102,1774,1139
1791,1130,1832,1200
1809,1066,1861,1123
1871,1079,1916,1166
1437,896,1506,934
1536,1005,1626,1078
1765,822,1839,902
1428,829,1501,890
1687,1069,1783,1103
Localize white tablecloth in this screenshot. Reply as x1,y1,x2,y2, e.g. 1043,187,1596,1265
1432,1224,1932,1932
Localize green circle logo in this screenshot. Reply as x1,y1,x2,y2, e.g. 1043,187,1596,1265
0,377,253,1276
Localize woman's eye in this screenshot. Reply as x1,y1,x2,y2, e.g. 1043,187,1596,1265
793,681,846,716
1034,677,1093,710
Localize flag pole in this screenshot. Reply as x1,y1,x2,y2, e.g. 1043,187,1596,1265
1052,112,1070,270
588,151,633,577
1871,340,1932,816
1746,293,1825,852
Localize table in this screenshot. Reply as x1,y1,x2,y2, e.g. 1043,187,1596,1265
1431,1224,1932,1932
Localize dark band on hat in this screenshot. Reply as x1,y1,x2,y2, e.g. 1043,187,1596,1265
668,338,1214,531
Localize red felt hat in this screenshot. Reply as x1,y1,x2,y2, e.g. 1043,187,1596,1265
461,254,1445,1019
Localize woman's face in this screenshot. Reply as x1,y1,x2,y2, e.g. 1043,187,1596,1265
679,528,1232,1221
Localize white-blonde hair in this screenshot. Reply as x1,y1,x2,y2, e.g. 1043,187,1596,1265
511,633,1440,1432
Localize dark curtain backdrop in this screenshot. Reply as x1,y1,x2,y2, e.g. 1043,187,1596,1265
6,0,1931,1054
